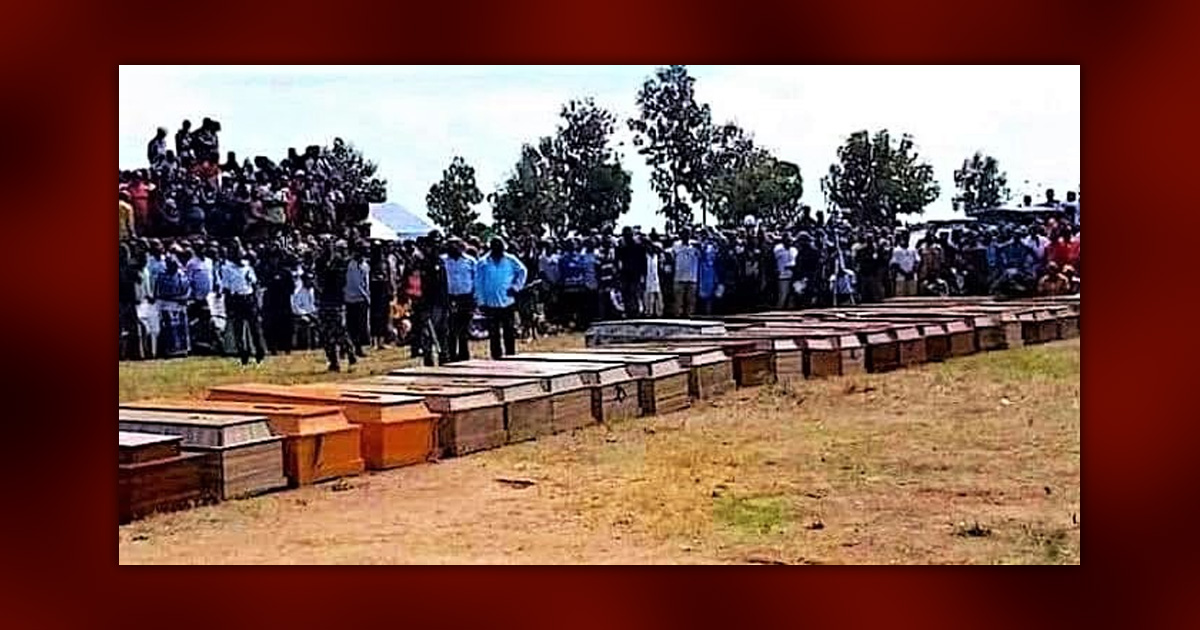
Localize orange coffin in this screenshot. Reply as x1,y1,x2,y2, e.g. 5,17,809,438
207,384,437,470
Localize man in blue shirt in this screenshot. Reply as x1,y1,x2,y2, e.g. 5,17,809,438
441,237,477,362
474,237,527,359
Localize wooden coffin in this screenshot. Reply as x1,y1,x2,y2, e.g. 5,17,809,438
337,382,506,458
486,359,641,425
422,361,598,434
723,333,805,383
207,384,437,470
119,431,211,524
118,409,287,500
759,329,864,378
121,400,364,487
593,344,735,399
756,321,903,373
508,352,692,416
379,371,553,444
943,319,978,356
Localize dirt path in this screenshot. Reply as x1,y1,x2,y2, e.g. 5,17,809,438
119,340,1080,565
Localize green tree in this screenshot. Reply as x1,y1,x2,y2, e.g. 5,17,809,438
953,151,1010,214
820,130,940,226
628,65,712,226
327,137,387,204
705,123,804,228
556,98,632,233
489,141,563,238
426,156,484,237
490,98,632,237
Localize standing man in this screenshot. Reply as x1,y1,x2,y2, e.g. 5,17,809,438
343,243,370,358
671,230,699,318
219,247,267,366
773,235,797,309
615,227,647,319
185,244,217,352
416,233,450,366
316,240,357,372
889,234,919,297
643,240,663,318
474,237,527,360
119,191,136,241
442,237,477,362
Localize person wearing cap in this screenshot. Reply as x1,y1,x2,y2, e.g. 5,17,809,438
474,237,527,359
442,237,477,362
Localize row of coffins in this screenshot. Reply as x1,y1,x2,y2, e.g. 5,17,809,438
118,297,1077,524
117,344,736,523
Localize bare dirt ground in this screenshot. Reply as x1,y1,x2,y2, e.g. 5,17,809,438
118,338,1080,565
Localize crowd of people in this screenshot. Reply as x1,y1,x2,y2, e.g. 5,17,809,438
120,119,373,241
120,122,1080,370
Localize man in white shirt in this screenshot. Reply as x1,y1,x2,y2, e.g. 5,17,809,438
643,243,663,317
670,230,700,318
889,235,919,296
290,273,318,349
773,235,798,309
218,248,267,366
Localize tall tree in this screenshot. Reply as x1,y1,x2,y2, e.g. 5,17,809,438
953,151,1010,214
490,98,632,237
556,99,633,233
704,123,804,228
628,65,713,227
327,137,388,204
489,141,563,238
820,130,940,226
426,156,484,237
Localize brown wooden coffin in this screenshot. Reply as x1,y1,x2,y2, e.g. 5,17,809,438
121,399,364,487
376,372,553,444
507,352,692,416
336,382,506,458
587,344,734,400
206,384,437,471
487,359,641,425
118,410,287,500
427,361,599,434
119,431,212,524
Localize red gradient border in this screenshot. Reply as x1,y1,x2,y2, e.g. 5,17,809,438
4,0,1194,624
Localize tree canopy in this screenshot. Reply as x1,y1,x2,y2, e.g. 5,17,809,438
953,151,1010,214
820,130,940,226
628,65,712,226
426,156,485,237
490,98,631,237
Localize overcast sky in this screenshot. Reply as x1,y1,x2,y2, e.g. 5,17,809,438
119,65,1080,226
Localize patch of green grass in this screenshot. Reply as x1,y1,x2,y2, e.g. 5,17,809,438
938,339,1080,384
713,494,791,539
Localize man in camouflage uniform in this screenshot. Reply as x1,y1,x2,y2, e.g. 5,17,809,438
316,239,357,372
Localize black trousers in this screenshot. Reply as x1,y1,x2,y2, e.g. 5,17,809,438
416,303,449,366
480,305,516,360
447,295,475,362
119,303,142,361
226,294,267,364
345,301,369,352
620,279,643,318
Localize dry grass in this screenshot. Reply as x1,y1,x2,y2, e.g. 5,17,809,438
118,337,1080,565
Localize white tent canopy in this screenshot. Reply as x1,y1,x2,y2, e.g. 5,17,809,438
365,215,399,241
368,202,436,240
